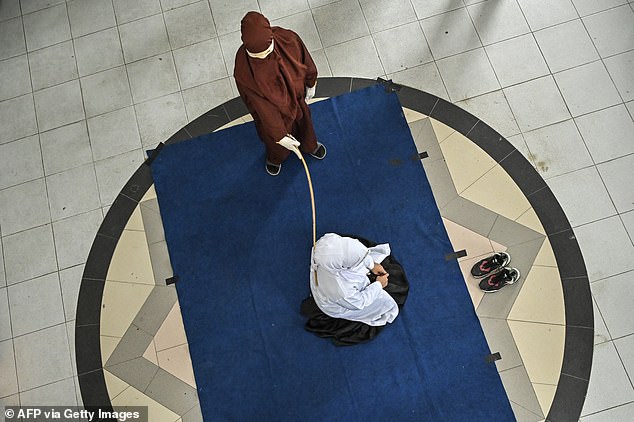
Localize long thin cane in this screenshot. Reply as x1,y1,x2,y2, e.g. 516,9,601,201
289,142,318,286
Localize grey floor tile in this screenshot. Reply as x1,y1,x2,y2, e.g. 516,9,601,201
437,48,500,102
164,0,216,50
456,90,520,138
421,8,481,59
593,271,634,338
0,94,38,145
623,210,634,241
46,164,101,221
65,320,76,376
614,334,634,383
8,273,65,337
127,53,180,103
308,0,337,6
359,0,417,33
33,80,85,132
40,121,93,176
113,0,162,25
208,0,259,36
499,365,544,419
509,402,543,422
408,118,443,162
106,323,154,366
131,285,177,334
583,5,634,57
592,297,612,344
19,377,77,406
22,4,71,52
20,0,65,15
389,62,449,101
506,133,533,163
597,154,634,214
0,288,10,341
0,55,30,101
218,30,242,76
0,135,44,190
479,317,523,372
2,225,57,285
573,0,629,16
81,66,132,118
604,50,634,102
135,93,188,148
546,166,617,227
312,0,369,48
59,264,84,321
181,77,234,120
373,22,432,74
74,28,124,77
503,76,571,132
581,340,634,416
173,39,226,90
526,111,586,171
260,0,311,21
145,369,198,414
576,216,634,282
271,10,322,52
182,405,203,422
554,61,621,117
410,0,464,19
0,17,26,60
0,339,18,398
0,0,20,21
119,14,170,63
87,107,141,161
534,19,600,73
581,402,634,421
575,105,634,164
149,241,173,283
485,34,550,88
441,197,498,238
28,41,78,91
106,357,158,392
628,100,634,120
516,0,578,31
325,36,384,79
141,199,166,244
13,324,73,391
310,49,332,77
52,209,102,269
161,0,200,11
467,0,531,45
67,0,116,38
94,149,144,206
0,178,50,236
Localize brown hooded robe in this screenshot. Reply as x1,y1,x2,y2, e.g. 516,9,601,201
234,12,318,165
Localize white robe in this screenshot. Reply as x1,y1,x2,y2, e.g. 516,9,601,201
310,233,399,326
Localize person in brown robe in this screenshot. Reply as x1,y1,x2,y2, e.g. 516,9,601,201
234,11,326,176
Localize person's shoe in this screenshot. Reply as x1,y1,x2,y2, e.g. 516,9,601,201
309,142,327,160
265,160,281,176
479,267,520,293
470,252,511,278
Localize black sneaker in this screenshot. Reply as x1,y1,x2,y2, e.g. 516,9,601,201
265,160,281,176
479,267,520,293
309,142,326,160
470,252,511,278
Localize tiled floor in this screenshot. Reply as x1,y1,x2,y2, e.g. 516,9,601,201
1,0,634,420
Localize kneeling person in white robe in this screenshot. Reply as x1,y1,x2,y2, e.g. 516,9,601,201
310,233,399,326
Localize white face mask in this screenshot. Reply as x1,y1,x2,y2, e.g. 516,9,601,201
247,39,274,59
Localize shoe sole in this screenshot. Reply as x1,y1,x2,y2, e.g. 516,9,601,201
471,253,512,279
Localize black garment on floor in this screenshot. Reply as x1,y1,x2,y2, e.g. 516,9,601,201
300,235,410,346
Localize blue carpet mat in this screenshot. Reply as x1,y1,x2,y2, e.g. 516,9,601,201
150,85,514,421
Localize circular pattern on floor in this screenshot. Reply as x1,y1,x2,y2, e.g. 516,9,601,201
76,77,593,422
